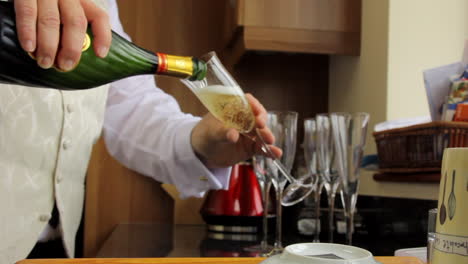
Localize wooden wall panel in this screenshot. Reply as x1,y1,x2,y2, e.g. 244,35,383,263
84,138,174,257
233,52,329,147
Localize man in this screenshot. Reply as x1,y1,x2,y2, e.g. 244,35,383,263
0,0,280,262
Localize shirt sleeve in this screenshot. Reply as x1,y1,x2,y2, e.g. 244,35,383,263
102,0,231,198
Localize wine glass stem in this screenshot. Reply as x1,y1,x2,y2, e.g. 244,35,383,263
346,211,354,245
274,184,283,250
313,186,322,243
328,192,336,243
254,129,295,183
261,181,272,250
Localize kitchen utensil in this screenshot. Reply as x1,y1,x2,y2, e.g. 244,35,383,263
448,170,456,220
439,173,447,225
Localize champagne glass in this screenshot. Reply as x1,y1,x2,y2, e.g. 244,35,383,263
330,112,369,245
180,52,313,205
265,111,298,255
315,113,340,243
281,167,315,206
303,118,323,242
245,155,274,255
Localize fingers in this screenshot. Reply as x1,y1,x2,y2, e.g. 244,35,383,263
256,126,275,145
81,0,111,58
245,93,267,129
268,145,282,158
245,94,279,157
204,113,239,143
253,127,279,158
35,0,60,69
254,143,282,159
57,0,87,71
15,0,38,52
225,128,240,143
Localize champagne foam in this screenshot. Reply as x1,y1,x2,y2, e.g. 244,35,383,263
199,85,241,95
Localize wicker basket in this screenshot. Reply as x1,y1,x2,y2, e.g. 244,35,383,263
373,121,468,173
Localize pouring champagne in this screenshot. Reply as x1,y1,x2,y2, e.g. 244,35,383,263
181,52,313,206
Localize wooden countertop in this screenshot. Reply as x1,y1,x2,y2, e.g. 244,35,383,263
17,256,424,264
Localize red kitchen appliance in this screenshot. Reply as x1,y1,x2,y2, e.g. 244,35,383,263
200,161,264,235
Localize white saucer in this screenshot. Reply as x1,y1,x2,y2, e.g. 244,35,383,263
260,243,380,264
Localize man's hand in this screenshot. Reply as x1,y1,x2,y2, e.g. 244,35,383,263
14,0,111,71
191,93,282,169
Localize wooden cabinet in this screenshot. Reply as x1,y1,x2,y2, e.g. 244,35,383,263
227,0,361,57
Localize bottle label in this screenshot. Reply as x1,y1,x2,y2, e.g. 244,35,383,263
156,53,193,78
82,33,91,52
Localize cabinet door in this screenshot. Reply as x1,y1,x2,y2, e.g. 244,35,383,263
237,0,361,55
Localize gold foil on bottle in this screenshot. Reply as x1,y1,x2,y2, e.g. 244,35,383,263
166,55,193,77
82,34,91,52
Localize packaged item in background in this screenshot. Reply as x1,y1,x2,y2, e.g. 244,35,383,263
424,40,468,121
441,102,457,121
449,78,468,102
424,62,464,121
425,64,468,122
453,103,468,122
448,68,468,102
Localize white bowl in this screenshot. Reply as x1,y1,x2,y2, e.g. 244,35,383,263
260,243,380,264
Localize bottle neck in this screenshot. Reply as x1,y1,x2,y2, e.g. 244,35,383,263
155,53,206,81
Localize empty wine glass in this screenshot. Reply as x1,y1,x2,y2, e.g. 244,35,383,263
265,111,298,255
330,112,369,245
245,155,274,255
303,118,323,242
316,113,340,243
180,52,313,206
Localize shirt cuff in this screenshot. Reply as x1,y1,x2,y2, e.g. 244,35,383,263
173,120,232,198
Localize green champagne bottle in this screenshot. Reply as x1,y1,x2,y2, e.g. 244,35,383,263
0,1,207,90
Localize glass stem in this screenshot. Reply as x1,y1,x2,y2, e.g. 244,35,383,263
313,184,322,243
342,192,356,245
254,129,295,183
328,191,336,243
346,209,354,245
274,184,283,250
261,181,272,250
